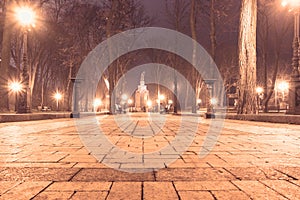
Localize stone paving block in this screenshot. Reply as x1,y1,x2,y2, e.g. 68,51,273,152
17,153,67,163
225,167,290,180
0,147,22,154
103,156,143,164
0,155,20,162
167,161,207,168
261,180,300,199
72,162,108,168
178,191,214,200
143,182,178,200
107,182,141,200
33,191,74,200
60,155,98,163
0,181,21,195
0,167,80,181
198,155,232,168
174,181,238,191
232,180,288,199
25,162,77,168
0,162,76,168
71,168,155,181
0,181,51,200
275,166,300,180
155,168,235,181
291,180,300,187
119,162,164,169
212,190,251,200
71,148,90,155
0,162,26,168
46,182,112,191
70,191,108,200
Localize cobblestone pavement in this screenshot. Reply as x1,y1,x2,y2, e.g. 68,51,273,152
0,113,299,199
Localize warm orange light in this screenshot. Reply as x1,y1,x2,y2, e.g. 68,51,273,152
281,0,300,7
54,92,62,100
9,81,22,93
121,94,128,101
277,81,289,91
93,99,102,107
128,99,133,105
15,6,36,26
159,95,165,101
256,87,263,94
147,100,152,107
210,98,218,105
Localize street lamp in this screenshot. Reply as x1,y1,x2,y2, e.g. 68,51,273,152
159,94,165,101
256,87,263,94
54,92,62,111
256,87,264,113
105,95,109,111
275,81,289,111
282,0,300,114
128,99,133,105
127,99,133,112
9,81,22,93
210,98,218,106
15,6,36,113
277,81,289,101
93,98,102,112
197,99,202,111
197,99,202,104
204,79,216,118
147,100,152,109
9,81,22,111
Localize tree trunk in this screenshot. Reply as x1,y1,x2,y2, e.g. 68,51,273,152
237,0,257,114
263,51,280,110
190,0,197,113
210,0,217,61
0,1,12,112
261,13,269,113
41,79,44,107
65,59,73,111
106,0,117,114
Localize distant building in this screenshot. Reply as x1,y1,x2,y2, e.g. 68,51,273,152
135,72,149,111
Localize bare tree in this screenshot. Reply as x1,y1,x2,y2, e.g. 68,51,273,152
164,0,190,113
257,0,292,112
237,0,258,114
190,0,201,113
105,0,150,114
0,0,12,111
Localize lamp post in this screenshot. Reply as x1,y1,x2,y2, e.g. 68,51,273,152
147,100,152,112
197,99,202,111
71,78,83,118
277,81,289,101
204,79,216,118
256,87,264,114
93,98,102,112
277,81,289,111
128,99,133,112
105,95,109,111
282,1,300,114
158,94,165,113
15,6,36,114
54,92,62,111
9,81,22,111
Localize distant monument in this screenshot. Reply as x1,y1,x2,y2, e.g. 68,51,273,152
135,72,149,111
